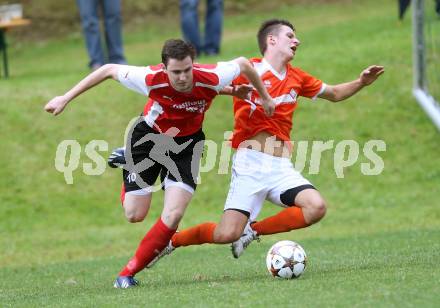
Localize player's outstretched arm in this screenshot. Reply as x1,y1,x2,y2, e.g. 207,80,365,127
44,64,121,116
318,65,384,103
234,57,275,116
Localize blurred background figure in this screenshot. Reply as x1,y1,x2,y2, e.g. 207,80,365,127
398,0,440,20
398,0,411,20
180,0,223,56
76,0,126,70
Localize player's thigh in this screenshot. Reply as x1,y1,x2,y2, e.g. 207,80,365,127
162,185,194,229
121,164,160,223
123,192,152,222
294,188,327,211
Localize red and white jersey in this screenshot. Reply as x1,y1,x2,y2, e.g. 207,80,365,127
231,58,326,148
118,61,240,136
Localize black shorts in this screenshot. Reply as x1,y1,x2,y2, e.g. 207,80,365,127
122,118,205,193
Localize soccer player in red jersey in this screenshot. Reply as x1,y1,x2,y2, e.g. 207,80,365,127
44,39,275,288
147,19,384,265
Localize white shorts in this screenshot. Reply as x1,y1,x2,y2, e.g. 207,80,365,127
125,178,195,195
224,148,314,221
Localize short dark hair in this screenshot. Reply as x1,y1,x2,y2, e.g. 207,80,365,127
161,39,196,67
257,19,295,55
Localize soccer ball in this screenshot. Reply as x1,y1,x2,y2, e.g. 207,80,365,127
266,240,307,279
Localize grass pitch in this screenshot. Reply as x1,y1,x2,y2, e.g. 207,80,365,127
1,0,440,307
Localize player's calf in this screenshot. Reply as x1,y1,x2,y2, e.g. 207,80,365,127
231,221,260,258
213,209,250,243
146,239,175,268
213,227,243,243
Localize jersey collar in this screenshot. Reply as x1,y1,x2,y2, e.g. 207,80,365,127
262,58,287,81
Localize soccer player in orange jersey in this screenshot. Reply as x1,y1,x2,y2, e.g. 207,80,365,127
147,20,384,267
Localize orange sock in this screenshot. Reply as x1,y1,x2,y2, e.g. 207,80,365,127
171,222,217,248
251,206,309,236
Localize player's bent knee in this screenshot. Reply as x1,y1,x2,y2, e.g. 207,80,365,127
296,189,327,223
308,198,327,223
214,228,242,243
123,205,147,223
315,200,327,220
122,195,150,223
125,212,146,223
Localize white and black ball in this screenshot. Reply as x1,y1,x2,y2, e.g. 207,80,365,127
266,240,307,279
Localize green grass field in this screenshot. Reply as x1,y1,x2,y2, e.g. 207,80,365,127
1,0,440,307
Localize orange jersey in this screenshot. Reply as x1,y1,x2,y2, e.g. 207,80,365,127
231,58,325,149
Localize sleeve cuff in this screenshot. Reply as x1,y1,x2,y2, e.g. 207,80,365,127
311,83,327,100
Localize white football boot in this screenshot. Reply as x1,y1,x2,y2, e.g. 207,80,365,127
231,221,260,258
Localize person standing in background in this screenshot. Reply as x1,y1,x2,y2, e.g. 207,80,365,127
180,0,223,56
398,0,411,20
77,0,127,70
398,0,440,20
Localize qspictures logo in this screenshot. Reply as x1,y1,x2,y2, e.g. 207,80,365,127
53,117,386,185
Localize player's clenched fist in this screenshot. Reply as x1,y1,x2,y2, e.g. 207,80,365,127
261,97,276,117
44,96,69,116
